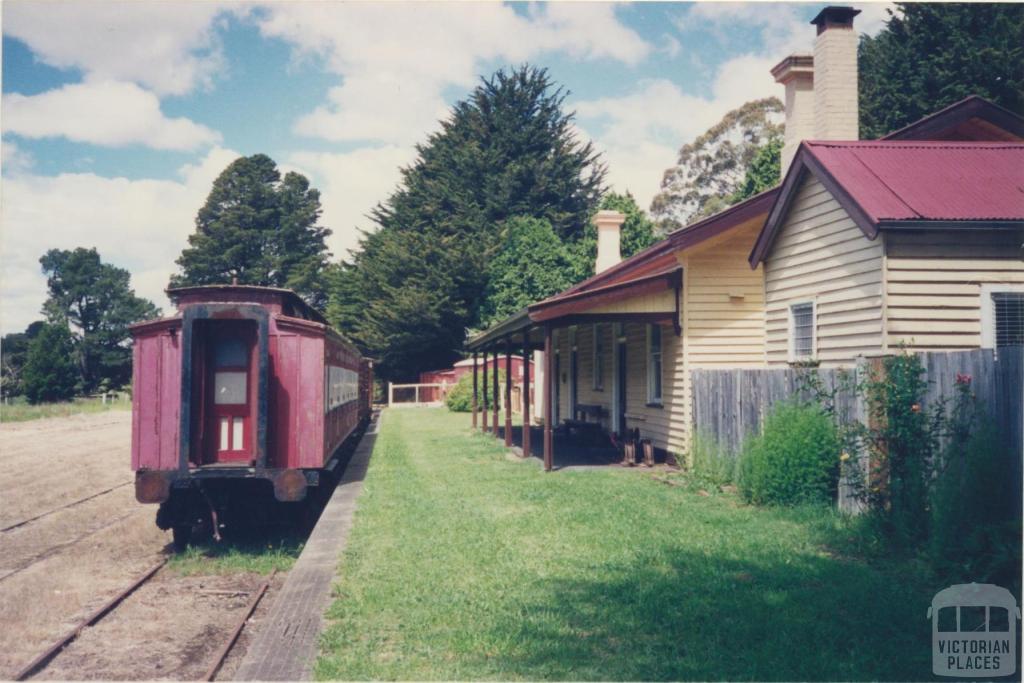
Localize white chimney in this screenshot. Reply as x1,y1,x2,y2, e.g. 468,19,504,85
772,6,860,175
593,210,625,274
811,6,860,141
771,53,815,174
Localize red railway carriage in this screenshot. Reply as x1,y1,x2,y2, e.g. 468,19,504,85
130,285,371,543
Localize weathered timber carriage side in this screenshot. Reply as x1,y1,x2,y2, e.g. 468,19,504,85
130,285,370,542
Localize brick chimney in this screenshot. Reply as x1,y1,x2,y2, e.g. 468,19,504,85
811,6,860,141
593,210,626,274
772,53,815,174
772,6,860,174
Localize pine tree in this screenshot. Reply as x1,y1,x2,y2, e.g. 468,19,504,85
171,154,332,308
858,3,1024,139
331,65,606,380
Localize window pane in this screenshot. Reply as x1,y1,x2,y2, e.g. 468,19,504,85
214,371,247,405
990,607,1009,632
937,606,957,632
993,292,1024,348
792,303,814,357
653,358,662,399
214,337,247,368
232,417,244,450
650,325,661,352
219,418,229,451
961,606,986,632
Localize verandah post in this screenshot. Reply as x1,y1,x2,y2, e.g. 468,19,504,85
482,350,489,432
504,339,513,447
492,349,500,434
522,330,531,458
472,352,478,429
543,325,553,471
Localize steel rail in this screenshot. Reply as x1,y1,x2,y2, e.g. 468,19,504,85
0,510,141,586
1,481,132,533
14,558,168,681
202,571,275,681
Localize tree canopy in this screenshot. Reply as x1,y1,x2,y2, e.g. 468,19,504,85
171,154,332,308
729,136,782,204
478,216,578,328
859,3,1024,139
650,98,783,233
22,323,79,404
1,321,45,398
40,248,158,393
329,65,606,380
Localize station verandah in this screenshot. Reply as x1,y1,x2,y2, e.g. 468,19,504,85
464,263,682,471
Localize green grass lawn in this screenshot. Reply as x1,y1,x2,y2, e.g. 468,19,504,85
316,408,939,681
0,396,131,422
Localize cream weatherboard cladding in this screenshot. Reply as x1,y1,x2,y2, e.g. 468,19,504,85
764,175,885,366
678,220,767,454
885,230,1024,350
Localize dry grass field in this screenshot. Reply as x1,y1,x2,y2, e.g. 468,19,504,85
0,411,170,678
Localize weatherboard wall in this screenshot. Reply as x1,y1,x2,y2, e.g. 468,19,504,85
678,220,767,457
884,229,1024,350
764,174,885,366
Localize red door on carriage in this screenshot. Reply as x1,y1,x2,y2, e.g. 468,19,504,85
205,323,255,464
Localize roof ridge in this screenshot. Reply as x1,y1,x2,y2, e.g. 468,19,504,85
805,140,1024,149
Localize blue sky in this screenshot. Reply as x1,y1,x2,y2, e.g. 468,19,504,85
1,1,891,333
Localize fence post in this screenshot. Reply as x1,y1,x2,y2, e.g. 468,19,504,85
388,382,393,406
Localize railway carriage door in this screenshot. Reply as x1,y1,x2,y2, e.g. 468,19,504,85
205,324,256,464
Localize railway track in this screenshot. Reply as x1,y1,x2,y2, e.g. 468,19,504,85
0,481,132,533
14,560,275,681
0,509,144,585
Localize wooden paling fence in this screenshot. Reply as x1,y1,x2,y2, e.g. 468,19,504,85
691,347,1023,512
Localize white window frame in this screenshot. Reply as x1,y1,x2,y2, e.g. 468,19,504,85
592,324,604,391
788,300,816,362
646,323,663,405
980,283,1024,350
568,326,578,416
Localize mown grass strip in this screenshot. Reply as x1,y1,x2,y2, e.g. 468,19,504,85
0,397,130,423
316,408,936,681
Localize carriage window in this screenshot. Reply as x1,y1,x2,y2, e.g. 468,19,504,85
214,337,247,367
214,371,247,404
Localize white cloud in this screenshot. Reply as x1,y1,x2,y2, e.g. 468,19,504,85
4,80,222,151
256,2,651,144
575,61,779,208
3,0,235,96
2,140,35,174
0,147,240,334
576,2,895,210
286,146,418,259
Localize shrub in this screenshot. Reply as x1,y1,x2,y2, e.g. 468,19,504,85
22,323,79,404
930,421,1022,592
738,402,841,506
688,431,737,487
445,369,506,413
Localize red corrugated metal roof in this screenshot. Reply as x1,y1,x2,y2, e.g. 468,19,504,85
805,141,1024,222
